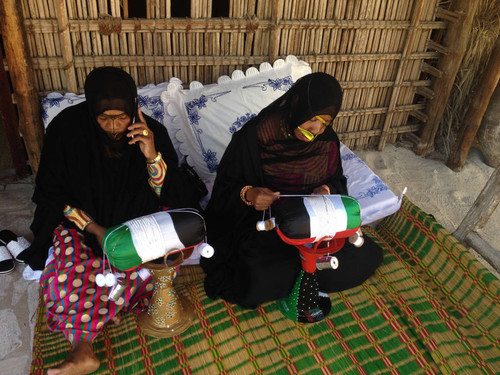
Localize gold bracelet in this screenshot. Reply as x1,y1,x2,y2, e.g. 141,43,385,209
240,185,253,206
146,152,162,164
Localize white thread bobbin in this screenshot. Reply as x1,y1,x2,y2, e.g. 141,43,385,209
330,256,339,269
95,273,106,287
352,235,364,247
198,243,214,258
316,255,339,270
349,230,364,247
256,217,275,231
105,272,117,287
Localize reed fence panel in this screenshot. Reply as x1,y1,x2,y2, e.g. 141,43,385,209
7,0,452,150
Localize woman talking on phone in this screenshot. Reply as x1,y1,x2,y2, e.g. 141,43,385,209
20,67,197,374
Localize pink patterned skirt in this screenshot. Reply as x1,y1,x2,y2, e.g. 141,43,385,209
40,225,154,343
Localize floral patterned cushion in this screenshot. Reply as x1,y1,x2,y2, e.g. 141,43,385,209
160,55,312,182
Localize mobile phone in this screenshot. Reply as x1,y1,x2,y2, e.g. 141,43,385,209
132,99,139,124
131,100,139,138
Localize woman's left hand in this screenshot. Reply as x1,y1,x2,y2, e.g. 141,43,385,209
312,184,330,195
127,107,158,161
85,221,107,248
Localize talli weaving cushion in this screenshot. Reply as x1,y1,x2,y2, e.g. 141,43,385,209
102,210,206,270
272,195,361,242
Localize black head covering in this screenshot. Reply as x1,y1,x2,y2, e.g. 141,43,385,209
283,72,343,133
85,67,140,154
84,66,137,119
253,72,343,137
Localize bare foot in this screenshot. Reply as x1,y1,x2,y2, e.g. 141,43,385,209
47,341,99,375
110,307,129,325
111,313,122,325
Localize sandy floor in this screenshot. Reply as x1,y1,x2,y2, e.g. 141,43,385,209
359,144,499,240
0,142,498,373
0,181,38,375
356,143,499,275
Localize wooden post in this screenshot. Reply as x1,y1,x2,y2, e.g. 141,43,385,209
446,37,500,171
454,165,500,240
463,232,500,271
0,47,29,177
453,165,500,268
0,0,44,175
415,0,479,156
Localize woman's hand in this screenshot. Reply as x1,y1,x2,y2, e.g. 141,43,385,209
312,184,330,195
85,222,107,248
245,187,280,211
127,107,158,161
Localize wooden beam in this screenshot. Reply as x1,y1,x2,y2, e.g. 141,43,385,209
454,165,500,241
0,0,44,175
27,51,442,70
421,62,443,78
446,36,500,171
463,232,500,271
415,0,480,156
22,18,449,34
0,47,29,176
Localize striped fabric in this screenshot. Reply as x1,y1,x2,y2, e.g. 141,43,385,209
31,197,500,374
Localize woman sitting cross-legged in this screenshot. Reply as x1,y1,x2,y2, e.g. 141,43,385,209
19,67,200,375
201,72,383,310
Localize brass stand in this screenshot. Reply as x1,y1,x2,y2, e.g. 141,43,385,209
137,249,194,338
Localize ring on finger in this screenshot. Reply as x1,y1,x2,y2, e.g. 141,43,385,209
142,129,149,136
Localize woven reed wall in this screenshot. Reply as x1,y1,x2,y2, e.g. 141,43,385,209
16,0,449,150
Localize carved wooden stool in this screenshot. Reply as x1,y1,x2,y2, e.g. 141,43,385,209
137,248,194,338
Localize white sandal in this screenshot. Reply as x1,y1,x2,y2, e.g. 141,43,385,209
0,246,15,274
0,230,30,264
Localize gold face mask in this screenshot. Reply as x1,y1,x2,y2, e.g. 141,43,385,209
297,126,317,141
297,115,332,141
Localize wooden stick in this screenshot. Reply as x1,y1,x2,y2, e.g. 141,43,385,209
55,0,78,93
269,0,283,62
0,0,44,175
416,0,480,156
446,36,500,171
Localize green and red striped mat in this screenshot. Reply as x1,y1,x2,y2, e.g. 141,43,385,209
31,197,500,374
